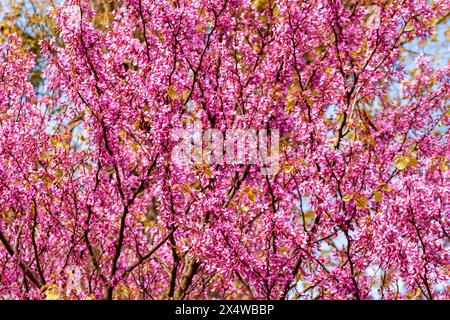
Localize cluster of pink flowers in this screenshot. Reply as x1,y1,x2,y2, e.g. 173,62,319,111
0,0,448,300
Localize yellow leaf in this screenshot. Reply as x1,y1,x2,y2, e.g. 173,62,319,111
45,289,60,300
239,205,249,213
394,156,409,170
407,155,418,167
167,86,179,99
414,287,421,298
355,195,367,209
374,191,382,203
182,89,190,101
347,130,356,140
171,184,182,190
1,208,15,224
51,137,63,148
182,184,190,195
286,99,295,112
191,181,201,190
204,166,212,177
273,4,280,16
247,188,256,202
406,288,421,299
405,291,414,299
342,194,353,202
304,97,313,107
253,0,269,12
304,210,314,222
348,50,359,58
106,166,115,174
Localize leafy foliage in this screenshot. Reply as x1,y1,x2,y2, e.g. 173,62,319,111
0,0,449,300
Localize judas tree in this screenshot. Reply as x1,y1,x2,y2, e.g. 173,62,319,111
0,0,449,300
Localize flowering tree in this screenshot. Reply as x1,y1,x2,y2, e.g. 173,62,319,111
0,0,449,300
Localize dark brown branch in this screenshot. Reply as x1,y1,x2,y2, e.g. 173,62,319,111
0,228,44,290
